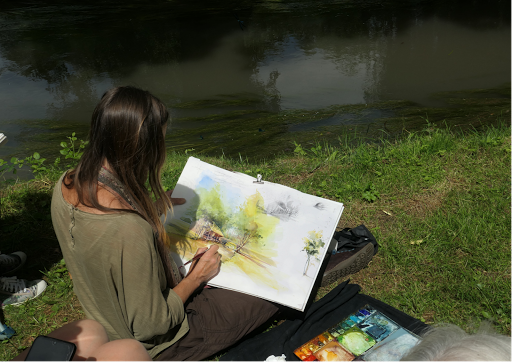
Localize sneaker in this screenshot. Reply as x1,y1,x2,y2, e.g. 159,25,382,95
321,243,374,287
0,252,27,276
0,276,47,307
0,323,15,340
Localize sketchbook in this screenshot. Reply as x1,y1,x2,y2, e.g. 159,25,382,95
163,157,344,311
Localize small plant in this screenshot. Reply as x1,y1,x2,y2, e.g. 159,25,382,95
481,134,502,147
293,142,306,156
0,152,49,176
326,149,338,161
0,133,87,178
0,158,16,175
59,132,88,161
362,183,379,202
310,144,322,157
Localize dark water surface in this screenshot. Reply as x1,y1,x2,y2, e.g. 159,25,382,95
0,0,510,167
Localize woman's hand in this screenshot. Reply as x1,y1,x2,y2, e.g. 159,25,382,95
165,189,186,206
172,245,222,303
154,189,185,214
187,245,222,285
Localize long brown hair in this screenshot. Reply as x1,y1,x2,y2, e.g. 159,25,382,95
64,86,177,287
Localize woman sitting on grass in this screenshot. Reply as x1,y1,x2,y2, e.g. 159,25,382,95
50,86,280,360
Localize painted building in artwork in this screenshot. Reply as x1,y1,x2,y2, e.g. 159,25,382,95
187,217,236,250
184,216,269,268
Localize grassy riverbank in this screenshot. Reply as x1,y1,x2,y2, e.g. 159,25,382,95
0,121,510,360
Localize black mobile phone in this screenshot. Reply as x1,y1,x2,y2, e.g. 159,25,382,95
25,335,77,361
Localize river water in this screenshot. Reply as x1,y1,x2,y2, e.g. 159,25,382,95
0,0,510,169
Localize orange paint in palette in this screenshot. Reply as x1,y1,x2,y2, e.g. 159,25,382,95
294,333,354,362
314,341,355,361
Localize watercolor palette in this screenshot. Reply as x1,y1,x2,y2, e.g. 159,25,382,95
293,305,421,361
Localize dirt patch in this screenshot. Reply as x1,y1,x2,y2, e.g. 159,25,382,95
421,310,436,324
273,157,304,170
345,256,404,297
455,248,469,258
386,178,462,220
403,195,443,218
278,170,316,186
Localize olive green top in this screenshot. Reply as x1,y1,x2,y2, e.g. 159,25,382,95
51,172,189,358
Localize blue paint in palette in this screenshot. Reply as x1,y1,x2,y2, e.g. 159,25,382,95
358,308,372,317
357,312,399,342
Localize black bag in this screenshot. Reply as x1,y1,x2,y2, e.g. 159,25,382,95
333,225,379,255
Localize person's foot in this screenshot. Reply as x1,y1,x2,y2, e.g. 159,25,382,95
321,243,374,287
0,276,47,307
0,252,26,276
0,323,16,340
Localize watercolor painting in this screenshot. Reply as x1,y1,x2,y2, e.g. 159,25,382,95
302,230,325,277
163,157,344,311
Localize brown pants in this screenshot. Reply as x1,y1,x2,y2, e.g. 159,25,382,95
157,287,280,361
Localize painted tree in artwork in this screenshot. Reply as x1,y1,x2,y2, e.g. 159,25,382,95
302,231,325,276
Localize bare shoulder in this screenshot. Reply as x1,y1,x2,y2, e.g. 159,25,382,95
61,177,129,214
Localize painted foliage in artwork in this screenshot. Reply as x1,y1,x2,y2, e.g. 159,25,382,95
167,178,281,288
164,157,344,310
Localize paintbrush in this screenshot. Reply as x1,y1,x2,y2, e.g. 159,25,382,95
179,247,212,271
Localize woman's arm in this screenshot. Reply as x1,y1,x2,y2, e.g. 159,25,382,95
117,225,188,341
172,245,222,304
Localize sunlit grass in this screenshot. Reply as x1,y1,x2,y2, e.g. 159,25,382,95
0,120,510,360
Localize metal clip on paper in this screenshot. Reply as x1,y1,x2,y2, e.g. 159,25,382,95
253,174,264,184
0,133,7,147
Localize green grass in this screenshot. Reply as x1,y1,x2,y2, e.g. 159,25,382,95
0,120,510,360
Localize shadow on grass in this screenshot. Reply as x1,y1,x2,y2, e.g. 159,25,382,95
1,185,63,281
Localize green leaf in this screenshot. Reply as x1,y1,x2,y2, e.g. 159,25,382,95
33,152,40,159
60,142,68,148
482,311,491,319
60,149,69,155
72,132,76,136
